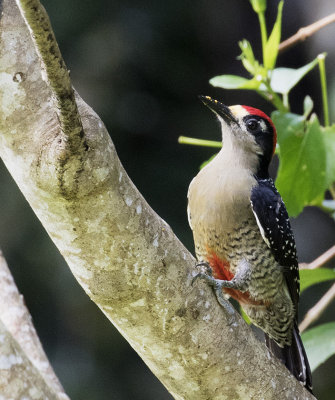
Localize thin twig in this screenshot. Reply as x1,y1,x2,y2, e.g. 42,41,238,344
178,136,222,148
317,53,330,127
299,245,335,270
16,0,84,149
279,13,335,53
299,282,335,332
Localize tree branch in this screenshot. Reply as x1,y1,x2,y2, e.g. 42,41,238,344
0,318,61,399
299,282,335,332
279,13,335,53
0,0,315,398
16,0,84,148
0,250,69,399
299,244,335,270
299,245,335,331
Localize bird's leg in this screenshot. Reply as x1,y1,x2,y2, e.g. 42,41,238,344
193,259,250,290
192,259,251,314
192,261,233,315
220,259,251,292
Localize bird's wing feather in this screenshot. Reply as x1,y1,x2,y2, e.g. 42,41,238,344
250,178,299,313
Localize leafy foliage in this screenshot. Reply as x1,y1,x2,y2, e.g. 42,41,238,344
263,1,283,69
302,322,335,371
300,268,335,292
272,112,327,215
270,57,319,96
323,125,335,187
210,75,261,90
271,108,335,215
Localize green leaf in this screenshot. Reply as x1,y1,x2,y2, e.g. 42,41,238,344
270,57,319,95
210,75,261,90
321,124,335,187
240,306,251,325
249,0,267,13
264,0,283,69
302,322,335,372
272,111,306,151
300,268,335,292
273,112,327,216
200,153,218,170
303,95,314,118
238,40,258,75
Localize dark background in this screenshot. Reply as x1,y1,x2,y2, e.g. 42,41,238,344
1,0,335,398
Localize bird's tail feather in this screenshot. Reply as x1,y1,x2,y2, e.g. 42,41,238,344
265,323,313,394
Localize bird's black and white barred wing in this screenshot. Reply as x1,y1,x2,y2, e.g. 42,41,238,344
250,178,299,313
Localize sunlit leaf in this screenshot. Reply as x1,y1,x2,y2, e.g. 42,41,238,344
264,0,283,69
303,95,314,118
273,112,327,216
302,322,335,372
238,40,263,76
270,57,319,95
210,75,261,90
300,268,335,292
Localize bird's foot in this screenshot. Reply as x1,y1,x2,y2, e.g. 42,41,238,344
194,261,213,276
192,263,235,317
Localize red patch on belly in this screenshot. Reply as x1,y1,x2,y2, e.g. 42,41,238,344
206,249,266,306
207,251,234,281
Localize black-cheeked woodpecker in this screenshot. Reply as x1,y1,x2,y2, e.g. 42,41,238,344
188,96,313,393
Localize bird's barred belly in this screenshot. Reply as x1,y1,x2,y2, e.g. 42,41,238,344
195,216,283,300
193,216,295,346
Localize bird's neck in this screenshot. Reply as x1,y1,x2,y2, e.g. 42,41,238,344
255,155,271,179
217,140,259,175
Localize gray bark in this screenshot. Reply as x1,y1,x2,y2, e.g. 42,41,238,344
0,251,69,399
0,0,315,398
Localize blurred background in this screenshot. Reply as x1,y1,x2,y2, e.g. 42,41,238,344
1,0,335,398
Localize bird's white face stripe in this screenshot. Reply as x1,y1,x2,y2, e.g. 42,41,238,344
259,119,267,132
229,105,249,120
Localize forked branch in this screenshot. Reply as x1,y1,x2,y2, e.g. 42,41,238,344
279,13,335,53
300,282,335,332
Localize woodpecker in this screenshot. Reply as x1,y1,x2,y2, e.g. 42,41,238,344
188,96,312,392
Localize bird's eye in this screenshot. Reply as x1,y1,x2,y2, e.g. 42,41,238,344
246,119,260,132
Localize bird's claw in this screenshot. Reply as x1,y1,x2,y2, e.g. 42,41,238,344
192,262,213,286
192,265,236,318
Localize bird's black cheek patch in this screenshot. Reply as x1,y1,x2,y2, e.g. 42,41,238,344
254,133,273,159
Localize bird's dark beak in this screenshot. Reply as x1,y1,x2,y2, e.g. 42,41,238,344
199,95,238,125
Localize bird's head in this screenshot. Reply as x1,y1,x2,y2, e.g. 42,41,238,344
200,95,277,178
